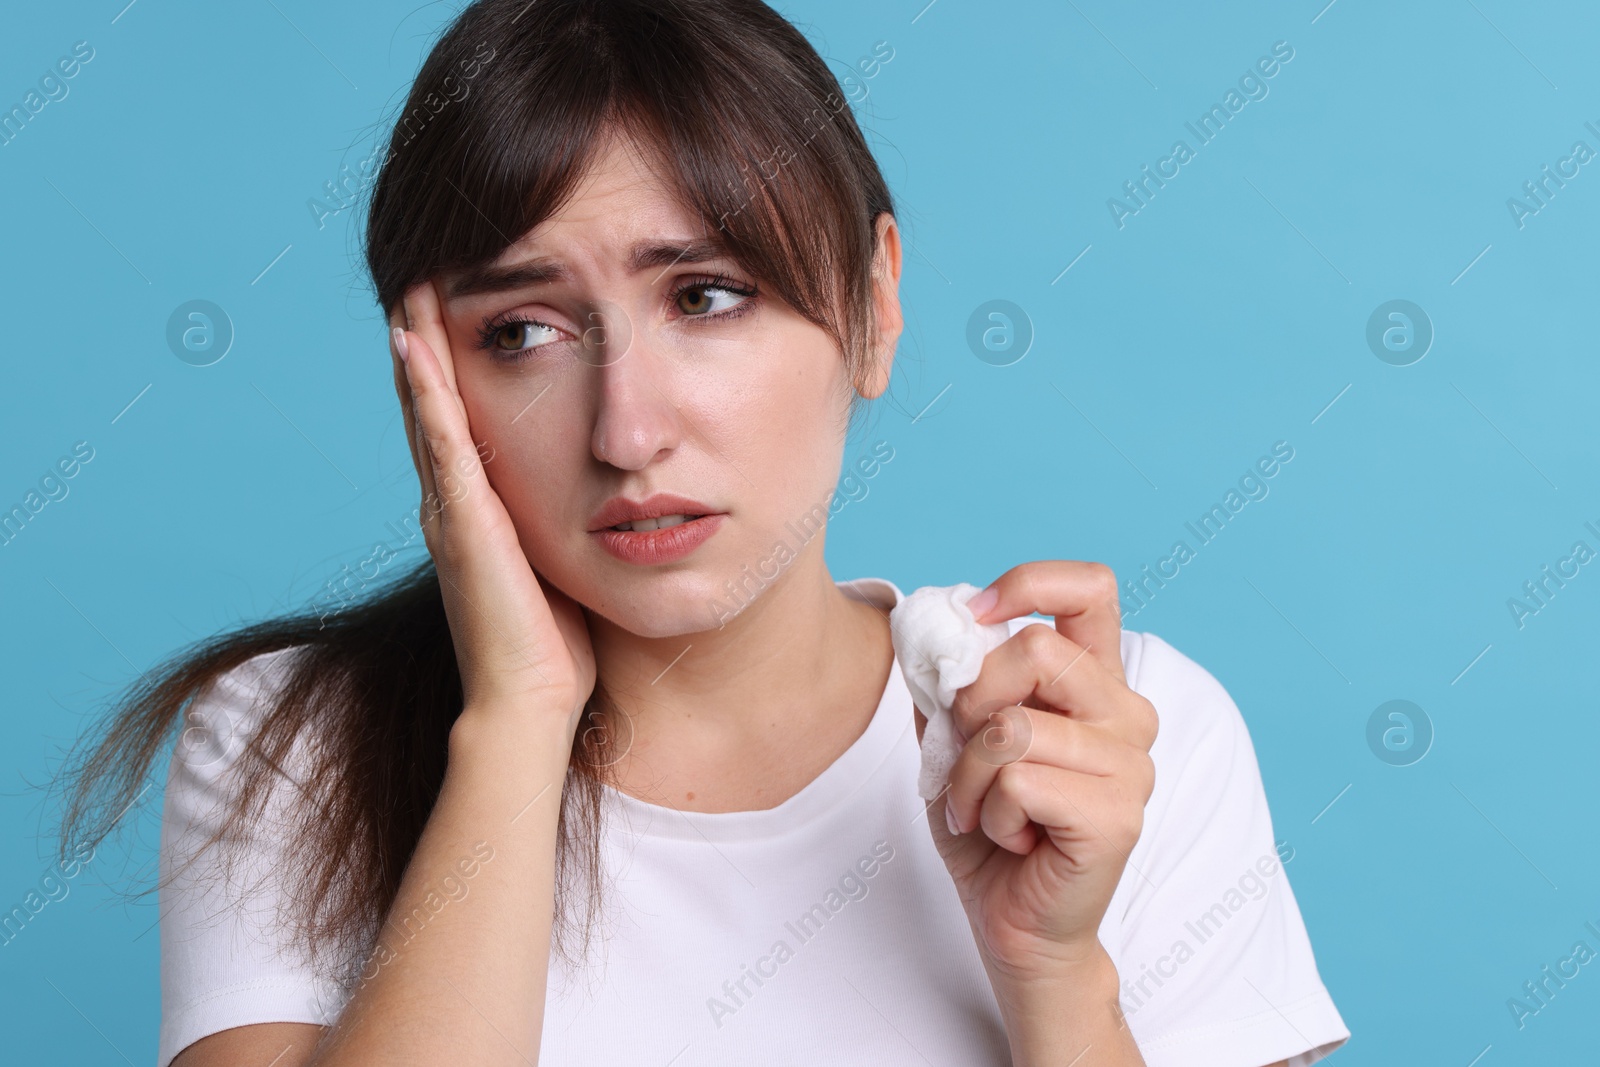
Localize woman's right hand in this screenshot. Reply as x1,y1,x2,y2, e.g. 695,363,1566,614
389,280,597,735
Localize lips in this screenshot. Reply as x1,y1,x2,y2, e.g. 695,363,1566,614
586,492,721,533
586,492,726,566
592,514,724,566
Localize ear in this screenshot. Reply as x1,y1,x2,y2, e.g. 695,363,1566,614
856,211,902,400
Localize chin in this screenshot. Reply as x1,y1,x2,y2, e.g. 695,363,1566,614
569,565,743,639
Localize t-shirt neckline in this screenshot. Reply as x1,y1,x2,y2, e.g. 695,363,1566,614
598,576,910,843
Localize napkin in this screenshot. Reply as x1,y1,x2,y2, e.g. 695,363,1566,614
888,583,1013,801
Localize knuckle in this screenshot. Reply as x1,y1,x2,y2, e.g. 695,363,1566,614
418,420,451,466
1137,696,1160,747
980,705,1033,766
1089,565,1120,613
1018,622,1057,662
420,525,449,566
419,437,445,473
1132,750,1156,797
993,760,1032,804
1085,560,1117,595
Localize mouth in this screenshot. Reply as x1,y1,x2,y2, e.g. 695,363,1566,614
586,492,722,533
586,493,726,566
604,513,705,532
590,513,725,566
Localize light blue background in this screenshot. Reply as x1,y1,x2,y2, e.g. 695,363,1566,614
4,0,1597,1063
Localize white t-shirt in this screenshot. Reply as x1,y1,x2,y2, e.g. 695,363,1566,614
157,576,1349,1067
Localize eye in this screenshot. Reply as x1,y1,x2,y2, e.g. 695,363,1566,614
675,285,732,316
672,281,754,318
475,314,565,361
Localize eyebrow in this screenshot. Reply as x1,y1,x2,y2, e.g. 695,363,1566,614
446,239,736,299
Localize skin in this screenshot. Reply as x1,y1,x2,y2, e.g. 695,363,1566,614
172,126,1291,1067
424,125,898,814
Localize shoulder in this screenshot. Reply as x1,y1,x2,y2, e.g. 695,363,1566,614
1095,627,1276,905
158,642,329,951
156,646,355,1067
195,645,309,725
162,645,319,840
1120,629,1251,759
180,646,308,764
1115,629,1261,826
1091,632,1350,1060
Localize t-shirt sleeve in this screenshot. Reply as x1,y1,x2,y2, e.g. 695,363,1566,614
1105,630,1350,1067
156,647,351,1067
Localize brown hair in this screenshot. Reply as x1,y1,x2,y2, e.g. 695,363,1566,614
54,0,896,978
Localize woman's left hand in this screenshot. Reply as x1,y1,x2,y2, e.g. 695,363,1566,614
930,559,1159,989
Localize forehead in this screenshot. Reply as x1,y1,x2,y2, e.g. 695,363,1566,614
441,127,743,300
505,130,702,262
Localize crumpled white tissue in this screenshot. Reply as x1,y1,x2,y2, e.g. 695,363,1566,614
888,583,1013,801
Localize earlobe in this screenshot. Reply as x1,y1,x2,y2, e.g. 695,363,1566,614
854,348,892,400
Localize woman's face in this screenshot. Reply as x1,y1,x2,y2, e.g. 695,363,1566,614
435,129,896,638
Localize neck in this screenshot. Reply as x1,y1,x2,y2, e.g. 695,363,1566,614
582,547,894,811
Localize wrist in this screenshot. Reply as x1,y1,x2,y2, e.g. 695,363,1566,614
991,940,1119,1014
991,944,1142,1067
450,700,580,771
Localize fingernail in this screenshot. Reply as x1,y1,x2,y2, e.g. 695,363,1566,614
945,800,961,836
966,585,998,621
392,327,409,364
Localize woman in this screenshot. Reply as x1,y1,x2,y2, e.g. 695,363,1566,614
57,0,1349,1063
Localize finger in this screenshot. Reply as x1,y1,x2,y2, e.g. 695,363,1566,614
395,327,493,549
972,761,1144,858
390,313,440,517
967,560,1125,684
945,707,1135,836
387,303,430,494
951,622,1143,744
405,280,486,485
405,279,463,403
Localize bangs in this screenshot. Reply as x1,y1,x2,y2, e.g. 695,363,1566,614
365,0,889,372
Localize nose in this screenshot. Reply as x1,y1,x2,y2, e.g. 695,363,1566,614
588,311,684,470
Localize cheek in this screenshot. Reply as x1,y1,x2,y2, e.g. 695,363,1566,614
683,327,849,477
456,367,585,542
679,328,852,560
